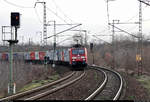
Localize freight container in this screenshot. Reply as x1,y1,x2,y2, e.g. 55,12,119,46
24,52,30,60
39,51,45,60
35,52,39,60
2,53,9,60
30,52,35,60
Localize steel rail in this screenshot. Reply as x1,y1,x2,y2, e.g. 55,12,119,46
112,69,123,100
89,65,123,100
85,67,108,100
0,72,75,101
25,71,85,100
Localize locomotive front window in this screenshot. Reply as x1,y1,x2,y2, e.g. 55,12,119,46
78,50,84,54
72,50,78,55
72,49,85,55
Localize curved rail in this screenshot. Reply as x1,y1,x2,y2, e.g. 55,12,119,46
87,65,123,100
85,68,108,100
0,72,75,101
25,71,85,100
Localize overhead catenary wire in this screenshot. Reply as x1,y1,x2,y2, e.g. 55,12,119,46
34,7,43,24
138,0,150,6
45,24,82,39
92,35,112,46
3,0,73,25
2,0,79,34
51,0,74,24
56,36,73,45
124,3,147,22
109,23,140,38
104,0,148,41
2,0,43,25
46,5,69,24
113,2,147,34
3,0,33,8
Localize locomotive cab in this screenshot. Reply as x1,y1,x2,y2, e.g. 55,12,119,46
69,45,87,67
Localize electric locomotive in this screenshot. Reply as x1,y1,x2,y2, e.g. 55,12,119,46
69,47,87,67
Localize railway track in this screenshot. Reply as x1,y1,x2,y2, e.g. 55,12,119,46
0,71,85,101
43,68,104,100
85,65,123,100
0,65,123,100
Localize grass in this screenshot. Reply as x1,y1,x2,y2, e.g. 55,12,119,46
128,95,135,100
18,74,60,92
0,95,4,99
19,83,41,92
136,75,150,94
48,74,60,80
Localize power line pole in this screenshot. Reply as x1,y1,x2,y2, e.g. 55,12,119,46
109,20,140,70
137,1,143,76
46,20,57,67
43,2,47,45
85,30,87,48
112,20,118,69
137,0,150,76
106,0,116,30
34,2,47,46
53,21,56,67
112,20,115,69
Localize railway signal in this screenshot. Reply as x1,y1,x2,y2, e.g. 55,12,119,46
90,43,94,65
2,12,21,95
11,12,20,27
90,43,93,52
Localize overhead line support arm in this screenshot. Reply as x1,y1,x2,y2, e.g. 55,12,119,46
45,24,82,39
109,23,140,38
138,0,150,6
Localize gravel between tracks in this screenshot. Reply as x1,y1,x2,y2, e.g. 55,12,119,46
94,70,120,100
40,68,104,100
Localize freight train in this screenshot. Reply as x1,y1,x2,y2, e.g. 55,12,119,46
0,46,88,69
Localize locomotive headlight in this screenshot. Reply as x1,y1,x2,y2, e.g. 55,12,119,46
83,58,85,61
72,57,77,59
81,56,85,58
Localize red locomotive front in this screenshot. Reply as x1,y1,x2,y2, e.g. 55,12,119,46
69,48,87,67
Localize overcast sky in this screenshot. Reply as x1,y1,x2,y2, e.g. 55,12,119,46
0,0,150,45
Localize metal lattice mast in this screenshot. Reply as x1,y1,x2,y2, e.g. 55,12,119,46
35,2,47,45
137,1,143,76
112,20,115,69
43,2,47,45
85,30,87,47
53,21,56,67
109,20,120,69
